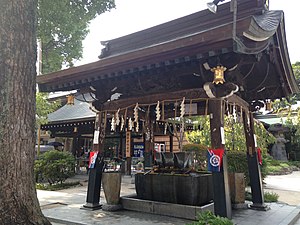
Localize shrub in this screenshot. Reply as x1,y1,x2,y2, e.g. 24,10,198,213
227,151,268,185
36,181,80,191
35,150,75,185
264,191,279,202
187,211,233,225
227,151,249,183
263,155,299,175
227,151,248,173
288,160,300,168
245,191,279,202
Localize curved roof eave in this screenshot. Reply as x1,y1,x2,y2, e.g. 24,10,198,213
235,10,298,97
272,15,299,96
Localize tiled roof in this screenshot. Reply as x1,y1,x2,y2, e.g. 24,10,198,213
48,98,95,123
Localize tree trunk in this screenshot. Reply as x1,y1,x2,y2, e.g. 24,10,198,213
0,1,50,224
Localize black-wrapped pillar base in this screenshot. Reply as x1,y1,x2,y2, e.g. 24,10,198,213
144,152,153,170
249,203,270,211
212,156,232,219
247,152,269,211
82,155,104,210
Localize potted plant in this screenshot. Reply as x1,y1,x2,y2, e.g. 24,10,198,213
101,158,123,211
227,151,248,208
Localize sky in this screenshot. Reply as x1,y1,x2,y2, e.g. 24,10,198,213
78,0,299,66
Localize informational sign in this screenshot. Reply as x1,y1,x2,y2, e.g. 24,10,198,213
185,103,197,115
93,130,99,144
88,151,98,169
133,142,144,158
126,131,131,157
207,148,224,172
220,127,225,145
254,134,257,147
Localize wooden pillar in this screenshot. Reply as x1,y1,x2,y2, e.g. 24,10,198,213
125,131,132,175
119,132,124,159
169,135,173,153
209,99,232,219
83,111,106,210
118,132,125,174
143,111,154,169
72,136,79,156
243,110,267,210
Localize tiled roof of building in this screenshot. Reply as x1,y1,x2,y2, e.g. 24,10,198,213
48,98,95,123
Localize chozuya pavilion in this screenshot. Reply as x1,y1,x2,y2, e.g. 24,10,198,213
37,0,298,219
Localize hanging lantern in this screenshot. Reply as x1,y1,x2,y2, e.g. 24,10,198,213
67,95,75,105
211,65,227,84
266,100,272,111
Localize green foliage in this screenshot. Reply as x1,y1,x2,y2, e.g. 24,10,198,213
185,115,274,182
186,115,275,154
36,181,80,191
36,92,60,127
254,121,276,153
182,143,208,152
38,0,116,73
227,151,248,173
288,160,300,168
285,109,300,160
187,211,233,225
271,98,294,113
293,61,300,82
271,62,300,111
35,150,75,185
182,143,208,171
226,151,249,184
224,115,246,151
186,116,211,147
264,191,279,202
264,155,299,174
226,151,269,184
245,191,279,202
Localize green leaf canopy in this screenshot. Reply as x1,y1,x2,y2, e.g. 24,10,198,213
38,0,115,73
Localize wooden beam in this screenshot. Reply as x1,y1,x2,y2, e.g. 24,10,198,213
227,94,249,109
101,88,208,111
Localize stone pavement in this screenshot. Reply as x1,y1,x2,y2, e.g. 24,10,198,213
38,173,300,225
264,171,300,206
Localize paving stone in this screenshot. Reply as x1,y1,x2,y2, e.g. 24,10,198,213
38,174,300,225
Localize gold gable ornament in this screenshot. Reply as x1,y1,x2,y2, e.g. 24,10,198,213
211,65,227,85
265,100,272,111
67,95,75,105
